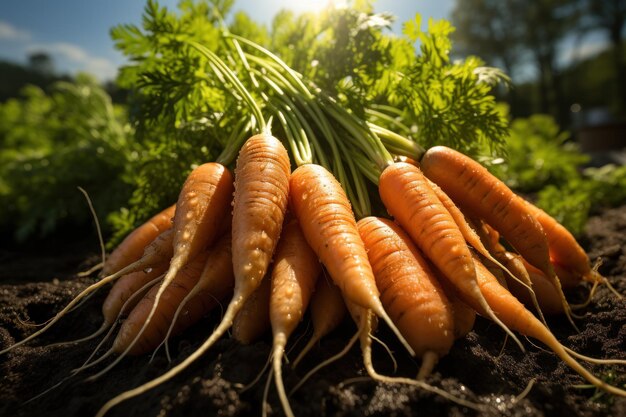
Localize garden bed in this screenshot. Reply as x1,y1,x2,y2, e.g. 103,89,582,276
1,205,625,417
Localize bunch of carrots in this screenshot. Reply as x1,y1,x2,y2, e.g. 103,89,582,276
2,32,625,417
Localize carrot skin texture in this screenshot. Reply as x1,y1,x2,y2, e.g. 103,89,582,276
102,205,176,276
293,274,348,368
170,163,234,274
435,270,476,339
506,258,565,316
357,216,454,358
309,276,347,340
378,163,477,306
232,270,272,344
112,249,212,355
270,218,321,339
524,201,598,283
289,164,380,312
420,146,552,277
102,262,169,325
268,218,320,417
232,134,291,301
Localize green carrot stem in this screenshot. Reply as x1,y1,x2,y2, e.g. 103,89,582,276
216,117,253,165
227,34,313,99
188,40,266,132
365,108,412,135
367,123,425,159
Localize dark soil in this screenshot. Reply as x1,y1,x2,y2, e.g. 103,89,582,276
1,206,625,417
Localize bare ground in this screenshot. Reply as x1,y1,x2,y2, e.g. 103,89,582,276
0,206,625,417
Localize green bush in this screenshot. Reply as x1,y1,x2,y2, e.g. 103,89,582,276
0,76,135,241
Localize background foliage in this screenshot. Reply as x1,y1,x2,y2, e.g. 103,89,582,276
0,0,624,245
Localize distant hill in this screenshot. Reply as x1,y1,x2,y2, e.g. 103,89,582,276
0,60,72,102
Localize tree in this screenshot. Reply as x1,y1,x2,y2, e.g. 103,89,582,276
521,0,580,123
582,0,626,113
451,0,581,124
450,0,524,78
28,52,55,76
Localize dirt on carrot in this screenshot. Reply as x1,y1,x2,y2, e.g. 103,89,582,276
0,205,625,417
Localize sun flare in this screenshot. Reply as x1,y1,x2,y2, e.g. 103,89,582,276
291,0,348,14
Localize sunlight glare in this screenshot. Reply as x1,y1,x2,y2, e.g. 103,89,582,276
292,0,349,14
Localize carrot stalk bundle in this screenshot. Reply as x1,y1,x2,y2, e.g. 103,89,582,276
357,216,455,379
289,163,415,357
95,133,291,417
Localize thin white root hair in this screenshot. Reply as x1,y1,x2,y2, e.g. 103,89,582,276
289,328,360,396
512,378,536,403
77,186,106,269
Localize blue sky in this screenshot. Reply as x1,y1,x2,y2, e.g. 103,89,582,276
0,1,453,82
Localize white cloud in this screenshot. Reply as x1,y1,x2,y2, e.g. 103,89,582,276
0,20,31,41
562,39,609,64
27,42,119,81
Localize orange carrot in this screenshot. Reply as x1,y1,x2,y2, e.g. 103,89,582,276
112,248,212,355
438,277,476,340
102,204,176,276
378,161,522,350
233,270,272,344
292,274,347,368
112,162,234,358
420,146,576,327
289,163,415,357
102,263,170,327
466,256,626,396
157,232,235,362
265,218,320,417
523,201,619,300
357,216,454,379
505,257,564,316
95,133,291,416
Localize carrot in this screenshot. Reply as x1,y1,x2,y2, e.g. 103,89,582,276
505,257,565,316
233,269,272,344
523,202,595,282
357,216,455,379
467,256,626,396
108,161,233,357
111,248,212,356
420,146,577,329
156,233,234,362
0,228,176,356
264,218,320,417
95,133,291,417
378,161,523,350
102,204,176,276
80,247,213,381
524,201,621,299
102,263,170,327
427,177,512,275
292,274,348,368
438,277,476,340
289,163,415,357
